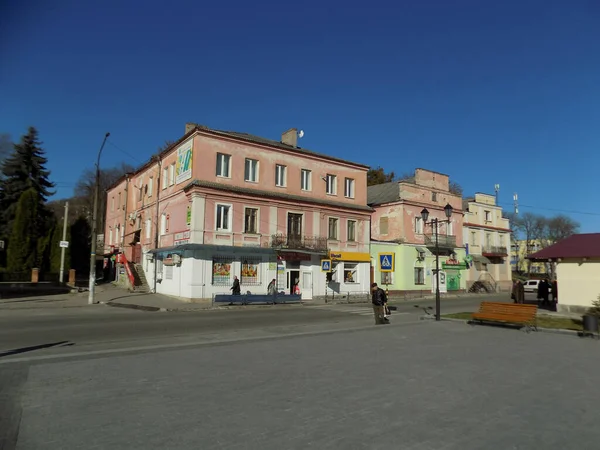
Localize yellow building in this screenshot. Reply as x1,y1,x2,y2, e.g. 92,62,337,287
510,239,550,275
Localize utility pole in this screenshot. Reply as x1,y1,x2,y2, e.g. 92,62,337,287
59,201,69,283
152,157,162,294
88,132,110,305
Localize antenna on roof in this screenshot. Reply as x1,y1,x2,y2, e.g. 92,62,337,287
513,193,519,215
494,184,500,205
298,130,304,139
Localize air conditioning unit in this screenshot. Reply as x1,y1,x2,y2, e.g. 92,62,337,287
172,254,182,265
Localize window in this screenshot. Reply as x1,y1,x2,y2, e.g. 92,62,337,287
245,158,258,182
148,177,153,197
275,164,287,187
344,263,358,283
414,217,424,234
109,228,113,245
447,221,453,236
169,163,175,186
344,178,355,198
115,225,120,245
212,257,232,286
328,218,338,240
287,213,302,238
241,257,260,286
326,174,337,195
484,210,491,222
216,204,231,231
471,231,477,246
138,186,143,202
381,272,392,285
347,220,356,242
111,197,114,212
432,192,437,202
162,167,168,189
301,169,311,191
244,208,258,234
145,218,151,239
414,267,425,285
216,153,231,177
380,217,389,235
118,192,121,209
160,213,169,235
485,233,492,248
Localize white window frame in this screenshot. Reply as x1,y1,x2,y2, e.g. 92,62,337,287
275,164,287,187
145,218,151,239
245,158,259,183
328,217,339,240
160,213,168,235
169,163,175,186
344,178,355,198
109,227,113,245
244,206,259,234
215,203,232,231
343,262,359,284
216,153,231,178
162,167,168,189
415,217,424,234
148,177,153,197
301,169,311,191
111,197,115,212
326,174,337,195
347,220,357,242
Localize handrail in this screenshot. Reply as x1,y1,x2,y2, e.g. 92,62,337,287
120,253,136,287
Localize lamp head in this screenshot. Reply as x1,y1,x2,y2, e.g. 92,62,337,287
421,208,429,223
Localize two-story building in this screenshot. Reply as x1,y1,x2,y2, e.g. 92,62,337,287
462,193,512,292
104,124,372,302
368,169,466,295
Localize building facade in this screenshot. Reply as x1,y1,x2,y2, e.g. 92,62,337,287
510,239,550,275
368,169,466,295
462,193,512,292
104,124,372,302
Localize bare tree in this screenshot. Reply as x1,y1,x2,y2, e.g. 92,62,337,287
546,215,579,243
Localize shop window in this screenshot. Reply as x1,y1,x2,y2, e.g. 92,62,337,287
212,257,232,286
344,263,358,283
241,257,261,286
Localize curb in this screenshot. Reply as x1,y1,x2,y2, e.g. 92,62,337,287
106,301,166,312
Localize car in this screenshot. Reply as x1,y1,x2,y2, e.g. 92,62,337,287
523,279,544,293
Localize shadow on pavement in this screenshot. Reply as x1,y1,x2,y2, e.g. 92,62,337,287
0,341,75,358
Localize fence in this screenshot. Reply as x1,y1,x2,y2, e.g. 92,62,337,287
0,272,30,282
324,290,371,304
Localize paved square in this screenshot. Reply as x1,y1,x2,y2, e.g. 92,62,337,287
13,322,600,449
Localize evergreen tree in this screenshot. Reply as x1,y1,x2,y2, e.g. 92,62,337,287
49,222,70,273
0,127,55,238
7,189,39,273
70,216,91,275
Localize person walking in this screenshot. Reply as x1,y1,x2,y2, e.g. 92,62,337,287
538,279,550,306
231,276,241,295
267,278,277,295
371,283,389,325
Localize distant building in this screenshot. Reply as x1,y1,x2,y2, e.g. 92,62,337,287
462,193,512,292
510,239,550,275
528,233,600,313
104,124,372,302
368,169,466,295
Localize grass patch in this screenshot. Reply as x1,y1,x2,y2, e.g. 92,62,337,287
443,312,583,331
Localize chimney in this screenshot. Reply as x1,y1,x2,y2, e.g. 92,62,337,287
281,128,298,148
185,123,197,134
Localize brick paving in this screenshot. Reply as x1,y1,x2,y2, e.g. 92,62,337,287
11,320,600,449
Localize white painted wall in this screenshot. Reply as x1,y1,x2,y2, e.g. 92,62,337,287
556,259,600,308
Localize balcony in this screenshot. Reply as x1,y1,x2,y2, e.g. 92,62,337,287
423,232,457,251
482,246,508,257
271,234,328,253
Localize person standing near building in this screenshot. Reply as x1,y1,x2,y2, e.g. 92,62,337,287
371,283,389,325
231,276,241,295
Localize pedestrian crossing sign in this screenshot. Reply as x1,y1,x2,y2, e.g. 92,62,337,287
321,259,332,272
379,253,394,272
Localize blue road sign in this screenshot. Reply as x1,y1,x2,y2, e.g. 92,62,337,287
379,253,394,272
321,259,332,272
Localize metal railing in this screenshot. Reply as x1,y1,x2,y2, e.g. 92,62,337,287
482,246,508,256
423,232,456,249
271,234,328,252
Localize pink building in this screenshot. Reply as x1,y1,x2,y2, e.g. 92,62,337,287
368,169,467,294
104,124,372,301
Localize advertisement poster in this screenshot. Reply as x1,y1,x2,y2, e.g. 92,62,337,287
241,261,259,284
176,140,193,184
212,260,231,285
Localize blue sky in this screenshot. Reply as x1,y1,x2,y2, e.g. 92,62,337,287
1,0,599,231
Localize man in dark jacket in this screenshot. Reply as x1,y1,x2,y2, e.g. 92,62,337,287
371,283,389,325
231,276,241,295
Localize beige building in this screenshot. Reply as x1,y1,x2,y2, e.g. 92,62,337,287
528,234,600,314
510,239,550,275
462,193,512,292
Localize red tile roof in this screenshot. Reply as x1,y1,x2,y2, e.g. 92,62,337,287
527,233,600,261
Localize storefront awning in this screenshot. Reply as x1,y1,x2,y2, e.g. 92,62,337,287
471,255,491,264
329,251,371,262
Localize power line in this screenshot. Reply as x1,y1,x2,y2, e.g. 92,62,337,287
498,201,600,217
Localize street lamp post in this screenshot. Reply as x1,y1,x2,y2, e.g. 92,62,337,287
88,132,110,305
421,203,454,321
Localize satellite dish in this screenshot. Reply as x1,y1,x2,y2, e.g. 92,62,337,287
298,130,304,138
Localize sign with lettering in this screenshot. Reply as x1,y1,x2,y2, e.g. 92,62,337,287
174,230,190,246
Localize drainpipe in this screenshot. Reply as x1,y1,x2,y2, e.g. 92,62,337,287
121,174,130,251
153,156,162,293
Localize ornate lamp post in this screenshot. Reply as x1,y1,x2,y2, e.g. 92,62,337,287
421,203,454,321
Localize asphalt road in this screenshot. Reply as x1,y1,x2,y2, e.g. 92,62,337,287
4,318,600,449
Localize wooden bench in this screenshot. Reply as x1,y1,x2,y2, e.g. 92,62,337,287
471,302,538,332
213,294,302,306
